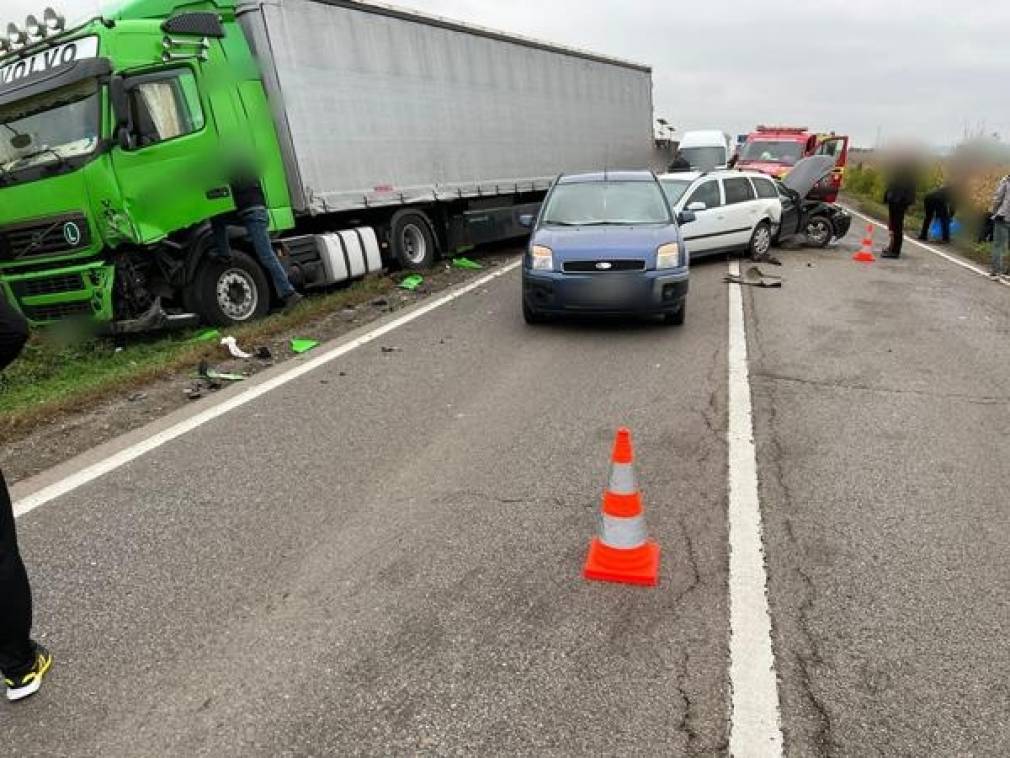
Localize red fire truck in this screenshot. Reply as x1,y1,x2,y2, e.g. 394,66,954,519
736,126,849,202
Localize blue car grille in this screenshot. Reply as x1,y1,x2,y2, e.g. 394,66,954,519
562,259,645,273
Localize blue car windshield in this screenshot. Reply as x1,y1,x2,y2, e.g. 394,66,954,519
542,181,671,226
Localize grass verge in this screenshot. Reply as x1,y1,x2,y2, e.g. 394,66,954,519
0,276,393,443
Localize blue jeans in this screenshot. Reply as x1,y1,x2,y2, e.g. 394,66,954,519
211,206,295,299
992,220,1008,275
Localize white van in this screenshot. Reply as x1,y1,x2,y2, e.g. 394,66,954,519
674,130,733,171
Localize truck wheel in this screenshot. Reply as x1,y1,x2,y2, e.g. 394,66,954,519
748,221,772,260
804,215,833,248
193,250,271,326
391,211,438,270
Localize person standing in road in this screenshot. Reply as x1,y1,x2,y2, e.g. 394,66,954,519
0,299,53,702
881,163,917,258
989,174,1010,279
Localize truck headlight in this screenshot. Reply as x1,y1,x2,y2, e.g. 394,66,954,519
656,242,682,269
531,244,553,271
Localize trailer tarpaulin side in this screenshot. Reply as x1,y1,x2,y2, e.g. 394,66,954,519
238,0,655,216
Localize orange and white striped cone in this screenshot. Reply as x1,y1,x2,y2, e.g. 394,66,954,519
852,223,876,263
583,427,660,587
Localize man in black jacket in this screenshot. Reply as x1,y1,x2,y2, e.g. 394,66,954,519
0,298,53,702
882,164,917,258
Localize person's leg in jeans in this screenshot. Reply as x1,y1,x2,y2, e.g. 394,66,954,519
0,470,34,681
210,215,235,262
992,220,1008,275
238,207,295,300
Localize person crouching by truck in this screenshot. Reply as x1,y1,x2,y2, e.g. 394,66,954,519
989,174,1010,279
0,298,54,702
918,184,956,244
881,162,918,258
210,149,303,311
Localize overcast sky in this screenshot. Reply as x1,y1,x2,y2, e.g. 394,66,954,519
3,0,1004,147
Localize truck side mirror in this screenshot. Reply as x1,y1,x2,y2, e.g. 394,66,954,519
677,210,697,225
109,75,134,150
518,213,534,229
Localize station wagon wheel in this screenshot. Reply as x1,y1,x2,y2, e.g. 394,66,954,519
804,215,833,248
748,221,772,259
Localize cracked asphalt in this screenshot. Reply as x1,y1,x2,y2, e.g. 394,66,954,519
4,257,731,756
5,223,1009,756
749,230,1010,755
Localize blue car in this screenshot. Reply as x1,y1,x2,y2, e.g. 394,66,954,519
520,171,693,326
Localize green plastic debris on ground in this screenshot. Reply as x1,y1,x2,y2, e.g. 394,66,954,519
291,338,320,354
452,257,483,270
399,274,424,291
189,328,221,343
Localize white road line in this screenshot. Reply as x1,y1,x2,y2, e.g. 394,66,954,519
726,258,784,757
13,260,522,519
845,205,1010,286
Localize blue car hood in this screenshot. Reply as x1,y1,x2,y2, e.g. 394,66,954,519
533,224,679,263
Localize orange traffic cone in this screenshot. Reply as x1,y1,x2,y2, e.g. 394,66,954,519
853,223,876,263
583,427,660,586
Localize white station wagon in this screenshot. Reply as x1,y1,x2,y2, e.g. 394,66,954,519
658,170,783,259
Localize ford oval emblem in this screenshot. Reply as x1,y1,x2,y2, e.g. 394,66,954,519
595,261,612,270
63,221,82,247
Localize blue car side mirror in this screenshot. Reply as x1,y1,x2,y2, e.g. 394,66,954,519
677,210,697,225
518,214,535,229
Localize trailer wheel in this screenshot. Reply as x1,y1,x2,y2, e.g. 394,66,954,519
192,250,271,326
391,211,438,270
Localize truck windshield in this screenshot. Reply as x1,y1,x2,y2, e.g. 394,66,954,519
740,140,804,165
678,146,725,171
0,78,101,177
542,181,671,226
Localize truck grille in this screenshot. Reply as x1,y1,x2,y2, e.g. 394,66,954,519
21,301,94,322
11,274,86,298
562,259,645,273
0,213,91,261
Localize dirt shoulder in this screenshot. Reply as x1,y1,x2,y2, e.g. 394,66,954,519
2,249,520,485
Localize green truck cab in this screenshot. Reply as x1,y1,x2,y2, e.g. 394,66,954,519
0,1,293,330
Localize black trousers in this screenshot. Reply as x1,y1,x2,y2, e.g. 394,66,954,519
920,197,951,242
887,204,907,255
0,470,33,677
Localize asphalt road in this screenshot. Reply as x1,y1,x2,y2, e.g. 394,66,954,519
4,221,1009,757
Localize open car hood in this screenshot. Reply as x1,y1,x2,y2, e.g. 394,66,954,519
781,156,836,198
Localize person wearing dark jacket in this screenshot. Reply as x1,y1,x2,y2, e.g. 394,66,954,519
881,166,917,258
668,153,691,172
0,299,53,702
918,185,955,243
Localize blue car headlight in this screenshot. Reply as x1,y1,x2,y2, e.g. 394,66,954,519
656,242,682,270
531,245,553,271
